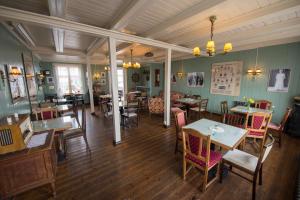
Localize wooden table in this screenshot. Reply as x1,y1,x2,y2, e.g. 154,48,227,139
184,118,248,150
32,116,79,132
176,98,201,116
230,106,273,114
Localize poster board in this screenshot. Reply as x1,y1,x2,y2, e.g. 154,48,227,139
210,61,243,96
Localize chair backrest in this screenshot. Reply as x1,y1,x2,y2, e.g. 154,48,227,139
255,100,272,110
279,107,292,131
247,112,271,130
223,114,245,128
36,107,58,120
255,134,275,172
220,101,228,114
174,111,187,135
199,99,208,111
192,95,201,100
182,128,211,168
148,97,164,114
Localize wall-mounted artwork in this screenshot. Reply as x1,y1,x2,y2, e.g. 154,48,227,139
47,76,54,84
155,69,160,87
23,53,37,100
210,61,243,96
267,68,291,92
171,73,176,84
100,71,106,78
99,79,106,85
187,72,204,87
5,64,28,104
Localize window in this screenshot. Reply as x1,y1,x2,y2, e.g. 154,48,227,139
54,64,83,96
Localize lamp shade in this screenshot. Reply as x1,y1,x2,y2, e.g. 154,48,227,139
224,43,233,53
10,66,22,75
193,47,201,56
206,40,215,50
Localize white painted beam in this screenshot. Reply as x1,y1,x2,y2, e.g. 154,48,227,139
86,56,95,114
87,0,150,56
33,46,86,57
164,48,171,127
108,37,121,145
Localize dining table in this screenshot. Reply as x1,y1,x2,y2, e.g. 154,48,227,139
32,116,79,132
175,98,201,116
183,118,248,150
230,106,273,114
32,104,72,115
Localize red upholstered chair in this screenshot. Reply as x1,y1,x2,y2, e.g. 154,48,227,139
35,107,58,120
245,112,272,153
255,100,272,110
182,128,222,192
174,111,187,154
268,107,292,147
223,113,246,128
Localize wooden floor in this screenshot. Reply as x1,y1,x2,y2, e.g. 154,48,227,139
18,108,300,200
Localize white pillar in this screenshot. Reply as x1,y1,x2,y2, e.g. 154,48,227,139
108,37,121,145
108,70,112,94
164,48,171,127
86,56,95,114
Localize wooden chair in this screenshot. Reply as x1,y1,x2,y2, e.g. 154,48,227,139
220,134,275,200
222,113,245,128
35,107,58,120
245,112,272,153
182,128,222,192
190,99,208,119
121,107,139,128
220,101,228,114
101,102,113,118
174,111,187,154
268,107,292,147
63,105,90,157
255,100,272,110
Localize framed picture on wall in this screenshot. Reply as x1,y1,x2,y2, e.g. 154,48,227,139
187,72,204,87
100,72,106,78
171,73,176,84
267,68,291,92
46,76,54,84
99,79,106,85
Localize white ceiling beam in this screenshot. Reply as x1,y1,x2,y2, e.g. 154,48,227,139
167,0,300,45
32,46,87,57
48,0,66,53
0,6,192,53
87,0,150,56
143,0,226,39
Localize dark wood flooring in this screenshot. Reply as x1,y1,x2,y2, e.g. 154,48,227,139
17,109,300,200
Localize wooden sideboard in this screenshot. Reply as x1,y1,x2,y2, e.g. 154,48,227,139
0,130,57,199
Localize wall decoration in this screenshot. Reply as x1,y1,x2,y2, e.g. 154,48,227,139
100,71,106,78
132,72,140,83
155,69,160,87
43,70,51,76
99,79,106,85
210,61,243,96
23,53,37,100
171,73,177,84
267,68,291,92
5,64,28,104
46,76,54,84
187,72,204,87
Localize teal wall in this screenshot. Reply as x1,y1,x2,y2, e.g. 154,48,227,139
91,64,109,93
171,42,300,123
0,25,42,116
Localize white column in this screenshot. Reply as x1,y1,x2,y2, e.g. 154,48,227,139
164,48,171,127
108,37,121,144
86,56,95,114
108,70,112,94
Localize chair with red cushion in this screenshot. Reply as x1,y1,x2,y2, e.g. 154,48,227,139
268,107,292,147
223,113,246,128
182,127,222,192
246,112,272,153
174,111,187,154
35,107,58,120
255,100,272,110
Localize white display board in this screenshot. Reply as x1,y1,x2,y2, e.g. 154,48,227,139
210,61,243,96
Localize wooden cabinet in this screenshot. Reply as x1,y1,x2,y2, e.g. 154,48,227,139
0,130,57,199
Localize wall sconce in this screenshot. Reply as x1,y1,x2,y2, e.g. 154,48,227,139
93,72,100,80
104,66,110,71
177,60,185,79
36,72,45,85
9,66,22,82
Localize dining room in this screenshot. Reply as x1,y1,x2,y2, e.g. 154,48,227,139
0,0,300,200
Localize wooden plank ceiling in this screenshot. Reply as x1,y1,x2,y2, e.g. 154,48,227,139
0,0,300,64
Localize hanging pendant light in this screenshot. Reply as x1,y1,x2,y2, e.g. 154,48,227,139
193,16,233,57
247,48,262,77
123,49,141,69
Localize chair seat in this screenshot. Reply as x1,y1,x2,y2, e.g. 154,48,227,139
186,149,222,168
122,113,137,118
190,107,205,112
171,107,182,113
223,149,258,173
247,130,264,137
64,128,83,139
268,122,281,131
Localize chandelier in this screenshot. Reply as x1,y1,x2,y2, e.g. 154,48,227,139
193,16,233,57
123,49,141,69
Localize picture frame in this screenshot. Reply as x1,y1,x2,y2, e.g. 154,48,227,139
46,76,54,84
43,70,51,76
267,68,291,92
171,73,176,84
187,72,204,87
99,79,106,85
100,72,106,78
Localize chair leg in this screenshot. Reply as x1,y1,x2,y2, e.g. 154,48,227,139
259,164,263,185
83,135,91,153
175,137,178,154
252,175,257,200
279,131,282,148
219,162,223,183
63,139,67,157
183,158,187,180
50,182,56,198
202,168,209,192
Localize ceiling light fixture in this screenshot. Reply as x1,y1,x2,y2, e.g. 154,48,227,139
247,48,262,77
193,16,233,57
123,49,141,69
